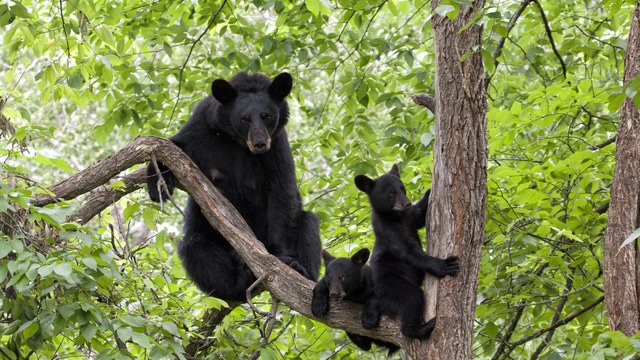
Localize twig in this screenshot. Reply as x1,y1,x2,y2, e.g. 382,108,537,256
249,297,281,360
246,273,270,316
590,136,617,150
530,276,574,360
532,0,567,78
509,295,604,347
58,0,71,63
150,154,186,217
168,1,228,130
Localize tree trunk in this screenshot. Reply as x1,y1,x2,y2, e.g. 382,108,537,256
603,4,640,336
410,2,488,359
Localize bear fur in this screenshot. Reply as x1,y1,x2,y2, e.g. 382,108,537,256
311,249,398,354
147,72,321,301
355,164,460,339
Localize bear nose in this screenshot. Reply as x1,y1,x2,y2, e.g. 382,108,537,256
253,142,267,152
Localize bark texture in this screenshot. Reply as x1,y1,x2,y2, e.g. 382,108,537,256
603,5,640,336
411,2,488,359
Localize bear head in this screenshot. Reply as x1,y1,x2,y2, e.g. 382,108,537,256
354,164,412,216
211,72,292,154
322,248,370,299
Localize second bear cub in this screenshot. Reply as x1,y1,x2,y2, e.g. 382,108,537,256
311,249,398,353
355,164,460,340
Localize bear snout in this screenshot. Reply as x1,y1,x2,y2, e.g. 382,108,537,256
247,126,272,154
246,135,272,154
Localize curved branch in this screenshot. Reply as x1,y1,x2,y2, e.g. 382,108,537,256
31,136,408,348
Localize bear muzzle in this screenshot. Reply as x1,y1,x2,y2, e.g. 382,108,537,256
246,128,272,154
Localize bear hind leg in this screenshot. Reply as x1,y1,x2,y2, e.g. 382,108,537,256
178,232,255,301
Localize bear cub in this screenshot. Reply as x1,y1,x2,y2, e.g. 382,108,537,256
146,72,321,301
311,249,398,354
355,164,460,340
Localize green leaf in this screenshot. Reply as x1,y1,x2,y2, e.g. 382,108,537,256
10,4,30,19
53,263,73,278
0,240,12,258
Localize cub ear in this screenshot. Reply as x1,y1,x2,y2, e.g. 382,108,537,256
211,79,238,105
321,250,336,267
269,72,293,101
351,248,370,267
354,175,375,194
389,164,400,177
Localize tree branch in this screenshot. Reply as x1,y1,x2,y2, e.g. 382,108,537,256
31,136,408,348
490,0,533,79
508,295,604,348
411,93,436,114
532,0,567,78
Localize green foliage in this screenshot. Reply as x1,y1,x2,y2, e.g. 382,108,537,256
0,0,638,358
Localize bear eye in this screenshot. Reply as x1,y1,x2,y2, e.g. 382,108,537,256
240,116,250,124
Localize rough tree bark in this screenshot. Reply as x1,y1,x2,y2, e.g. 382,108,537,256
33,136,419,351
603,4,640,336
409,1,488,359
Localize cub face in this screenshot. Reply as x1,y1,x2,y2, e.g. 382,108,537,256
355,164,412,214
322,248,370,299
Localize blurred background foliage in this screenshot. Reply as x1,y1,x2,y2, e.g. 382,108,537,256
1,0,639,358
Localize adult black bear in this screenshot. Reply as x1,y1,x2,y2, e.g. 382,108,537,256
354,164,459,339
147,72,322,301
311,249,398,354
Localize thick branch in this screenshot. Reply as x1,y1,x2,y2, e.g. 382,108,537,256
32,136,407,348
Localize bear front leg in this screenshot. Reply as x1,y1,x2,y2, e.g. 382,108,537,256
361,297,382,329
311,279,331,317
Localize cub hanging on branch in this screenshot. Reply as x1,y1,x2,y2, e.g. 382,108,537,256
311,248,398,354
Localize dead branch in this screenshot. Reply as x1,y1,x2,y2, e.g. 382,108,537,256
411,93,436,114
31,135,408,349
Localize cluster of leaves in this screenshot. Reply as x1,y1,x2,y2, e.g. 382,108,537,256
1,0,639,358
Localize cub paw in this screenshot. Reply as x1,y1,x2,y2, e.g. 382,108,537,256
417,317,436,340
434,255,460,277
361,309,380,329
311,296,329,318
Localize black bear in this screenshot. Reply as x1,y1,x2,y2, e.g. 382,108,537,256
311,249,398,354
147,72,322,301
354,164,460,339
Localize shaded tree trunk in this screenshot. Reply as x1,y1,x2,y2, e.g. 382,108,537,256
410,1,488,359
603,4,640,336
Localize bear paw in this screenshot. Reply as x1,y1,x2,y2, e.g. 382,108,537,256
311,297,329,318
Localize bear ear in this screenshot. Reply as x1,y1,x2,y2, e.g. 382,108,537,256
211,79,238,105
354,175,375,194
269,72,293,102
389,164,400,177
321,250,336,266
351,248,370,267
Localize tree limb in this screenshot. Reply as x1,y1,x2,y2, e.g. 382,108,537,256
411,93,436,114
31,136,408,348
